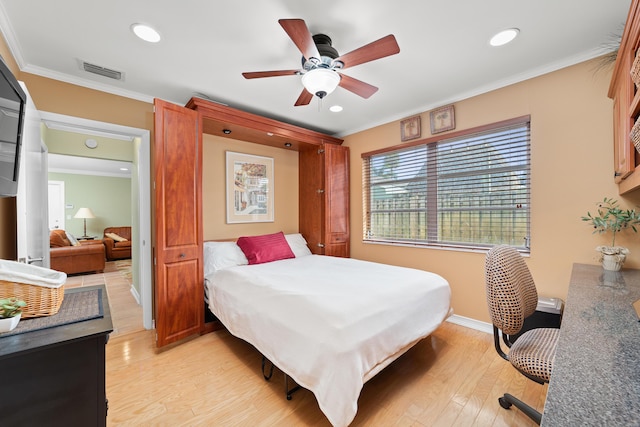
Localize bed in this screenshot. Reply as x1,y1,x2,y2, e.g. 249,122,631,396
204,233,451,427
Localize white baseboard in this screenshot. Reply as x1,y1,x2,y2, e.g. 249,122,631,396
446,314,493,334
130,285,141,305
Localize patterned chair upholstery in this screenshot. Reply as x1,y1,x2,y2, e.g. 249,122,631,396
485,245,559,425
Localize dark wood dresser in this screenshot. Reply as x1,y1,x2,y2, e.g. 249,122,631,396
0,284,113,426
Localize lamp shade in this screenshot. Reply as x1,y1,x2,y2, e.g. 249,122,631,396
74,207,96,219
301,68,340,99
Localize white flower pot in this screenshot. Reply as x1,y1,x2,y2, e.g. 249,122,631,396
0,313,21,332
596,246,629,271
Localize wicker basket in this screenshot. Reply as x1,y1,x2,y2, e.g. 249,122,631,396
0,260,66,318
0,280,64,318
631,117,640,154
631,51,640,87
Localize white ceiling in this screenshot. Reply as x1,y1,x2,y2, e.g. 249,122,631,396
0,0,631,137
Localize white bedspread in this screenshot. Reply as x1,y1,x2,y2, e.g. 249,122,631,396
206,255,451,426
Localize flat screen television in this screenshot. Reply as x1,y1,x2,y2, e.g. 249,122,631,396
0,54,26,198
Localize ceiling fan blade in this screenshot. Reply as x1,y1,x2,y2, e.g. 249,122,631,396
242,70,300,79
338,73,378,99
335,34,400,69
294,88,313,106
279,19,321,61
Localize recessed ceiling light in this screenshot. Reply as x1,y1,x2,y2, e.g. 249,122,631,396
490,28,519,47
120,167,129,171
131,23,161,43
329,105,343,113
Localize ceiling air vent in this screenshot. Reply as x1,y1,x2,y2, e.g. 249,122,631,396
81,61,124,80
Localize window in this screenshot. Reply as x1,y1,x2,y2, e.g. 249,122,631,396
362,116,530,251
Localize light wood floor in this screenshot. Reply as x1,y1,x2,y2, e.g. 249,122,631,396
105,319,547,426
69,264,547,425
64,261,143,337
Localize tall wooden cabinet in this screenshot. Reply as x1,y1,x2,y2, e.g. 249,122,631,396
609,0,640,193
153,97,348,346
299,143,350,257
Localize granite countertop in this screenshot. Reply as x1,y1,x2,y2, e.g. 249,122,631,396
542,264,640,426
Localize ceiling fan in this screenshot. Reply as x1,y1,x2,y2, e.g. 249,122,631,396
242,19,400,106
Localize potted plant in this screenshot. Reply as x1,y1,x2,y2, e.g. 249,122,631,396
0,297,26,332
582,197,640,271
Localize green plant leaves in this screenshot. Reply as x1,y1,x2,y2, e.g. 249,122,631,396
0,297,26,318
581,197,640,246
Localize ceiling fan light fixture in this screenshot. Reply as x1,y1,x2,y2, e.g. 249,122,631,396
302,68,340,99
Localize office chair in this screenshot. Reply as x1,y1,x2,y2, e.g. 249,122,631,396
484,245,560,425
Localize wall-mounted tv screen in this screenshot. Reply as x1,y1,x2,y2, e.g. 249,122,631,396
0,55,26,198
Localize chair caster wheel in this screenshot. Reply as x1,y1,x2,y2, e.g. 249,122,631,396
499,397,512,409
286,395,292,401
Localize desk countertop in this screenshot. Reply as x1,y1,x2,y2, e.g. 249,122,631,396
542,263,640,426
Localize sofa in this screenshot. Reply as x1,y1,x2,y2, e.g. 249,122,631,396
102,226,132,261
49,230,105,275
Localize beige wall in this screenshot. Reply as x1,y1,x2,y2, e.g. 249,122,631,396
19,73,153,132
202,134,299,240
1,24,636,325
344,58,640,323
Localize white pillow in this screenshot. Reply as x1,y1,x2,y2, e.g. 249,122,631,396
65,231,80,246
285,233,312,257
203,241,248,277
105,232,128,242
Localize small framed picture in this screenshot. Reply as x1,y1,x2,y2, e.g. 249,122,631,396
400,116,421,141
430,105,455,134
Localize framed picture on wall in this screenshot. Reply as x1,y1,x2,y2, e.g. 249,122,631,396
430,104,455,134
400,115,421,141
226,151,274,223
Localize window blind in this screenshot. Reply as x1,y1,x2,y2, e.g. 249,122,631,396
363,118,531,251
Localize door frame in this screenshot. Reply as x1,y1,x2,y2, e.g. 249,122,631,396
16,82,48,267
39,111,153,330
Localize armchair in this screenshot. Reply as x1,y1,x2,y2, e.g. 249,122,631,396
49,229,105,275
102,226,132,261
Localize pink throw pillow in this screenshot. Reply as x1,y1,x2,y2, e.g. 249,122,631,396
236,232,295,265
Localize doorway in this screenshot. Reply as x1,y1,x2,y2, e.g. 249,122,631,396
47,180,65,230
40,111,153,330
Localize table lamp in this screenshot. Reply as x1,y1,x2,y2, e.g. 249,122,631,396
74,207,96,239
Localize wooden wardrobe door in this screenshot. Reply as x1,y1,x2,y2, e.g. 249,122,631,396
299,145,324,254
323,144,350,257
154,99,203,347
299,143,350,257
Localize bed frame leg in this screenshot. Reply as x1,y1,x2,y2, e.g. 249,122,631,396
285,374,301,400
261,356,274,380
262,355,301,400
